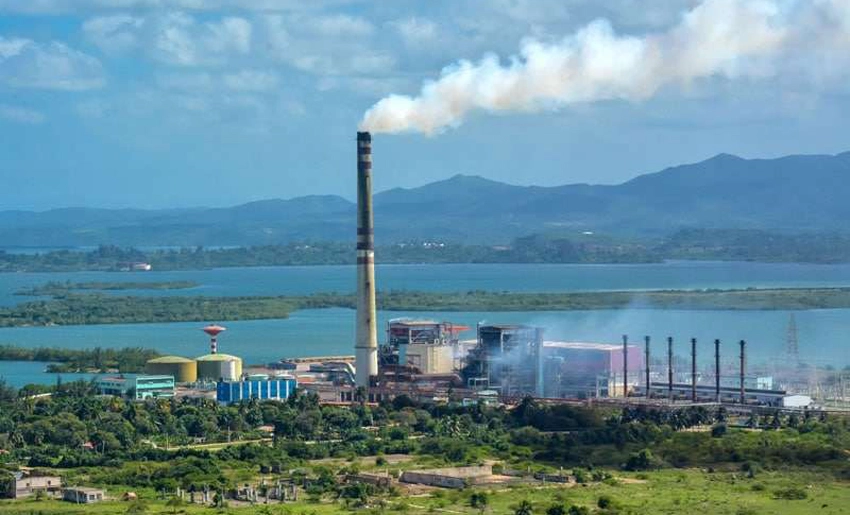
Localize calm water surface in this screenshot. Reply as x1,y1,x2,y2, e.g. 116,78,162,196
1,262,849,386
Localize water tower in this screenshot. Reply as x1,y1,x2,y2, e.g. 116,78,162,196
197,324,242,381
203,324,226,354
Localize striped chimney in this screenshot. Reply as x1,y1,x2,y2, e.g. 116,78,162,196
355,131,378,388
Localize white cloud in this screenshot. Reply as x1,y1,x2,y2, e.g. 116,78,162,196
0,0,356,14
262,14,393,77
391,18,438,47
82,14,144,53
152,13,252,66
0,36,105,90
0,37,28,58
0,104,45,124
82,12,252,66
309,14,373,37
155,71,214,90
154,70,279,92
222,70,279,92
75,98,111,118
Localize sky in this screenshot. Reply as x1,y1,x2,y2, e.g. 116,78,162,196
0,0,848,211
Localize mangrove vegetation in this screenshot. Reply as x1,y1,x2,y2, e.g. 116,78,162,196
2,287,850,327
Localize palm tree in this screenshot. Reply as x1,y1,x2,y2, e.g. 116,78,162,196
514,499,533,515
166,496,184,514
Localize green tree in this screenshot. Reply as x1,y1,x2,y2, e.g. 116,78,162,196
166,496,184,514
470,491,489,513
514,499,533,515
546,504,566,515
125,500,148,515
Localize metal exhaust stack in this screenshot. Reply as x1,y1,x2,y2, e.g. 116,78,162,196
355,131,378,388
622,334,628,398
739,339,746,404
714,339,721,402
667,336,673,401
644,336,651,398
691,338,697,402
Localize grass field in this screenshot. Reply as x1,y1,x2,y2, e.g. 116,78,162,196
1,468,847,515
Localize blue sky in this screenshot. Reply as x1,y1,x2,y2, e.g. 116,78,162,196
0,0,848,210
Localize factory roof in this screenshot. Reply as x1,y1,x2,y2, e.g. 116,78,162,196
147,355,194,363
390,318,439,325
390,319,470,331
196,353,241,361
544,341,633,351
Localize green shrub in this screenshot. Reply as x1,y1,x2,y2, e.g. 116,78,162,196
546,504,566,515
624,449,660,471
773,487,807,500
597,495,614,509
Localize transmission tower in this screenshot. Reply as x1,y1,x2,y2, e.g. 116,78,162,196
785,313,800,365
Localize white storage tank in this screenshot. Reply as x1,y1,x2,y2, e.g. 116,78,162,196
196,353,243,381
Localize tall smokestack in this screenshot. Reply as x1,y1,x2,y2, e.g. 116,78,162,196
355,131,378,388
644,336,651,399
714,339,721,402
622,335,628,398
691,338,697,402
739,340,746,405
667,336,673,401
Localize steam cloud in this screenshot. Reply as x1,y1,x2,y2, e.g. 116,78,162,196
360,0,848,135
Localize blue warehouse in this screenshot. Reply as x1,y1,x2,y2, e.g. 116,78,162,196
216,374,297,404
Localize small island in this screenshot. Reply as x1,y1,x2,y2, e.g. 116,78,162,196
1,286,850,327
15,280,200,296
0,345,160,373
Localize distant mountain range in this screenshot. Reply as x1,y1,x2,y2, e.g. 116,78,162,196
2,151,849,247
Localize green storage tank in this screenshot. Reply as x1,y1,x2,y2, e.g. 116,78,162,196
145,356,197,383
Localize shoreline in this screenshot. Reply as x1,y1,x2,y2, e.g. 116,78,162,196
2,287,850,328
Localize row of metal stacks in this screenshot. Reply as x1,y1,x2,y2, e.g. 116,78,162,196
271,319,830,409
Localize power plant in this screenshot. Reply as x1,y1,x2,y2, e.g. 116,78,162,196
119,132,824,413
321,132,814,410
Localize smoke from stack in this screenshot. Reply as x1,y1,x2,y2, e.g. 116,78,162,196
360,0,848,135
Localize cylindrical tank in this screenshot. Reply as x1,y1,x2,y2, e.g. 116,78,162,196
196,353,242,381
145,356,197,383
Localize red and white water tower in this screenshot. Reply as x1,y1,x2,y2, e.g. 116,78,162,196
203,324,226,354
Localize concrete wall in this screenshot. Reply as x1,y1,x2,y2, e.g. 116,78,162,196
400,465,492,489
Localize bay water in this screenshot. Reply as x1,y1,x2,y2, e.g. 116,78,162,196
1,262,849,387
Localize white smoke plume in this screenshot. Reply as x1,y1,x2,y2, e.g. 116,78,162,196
360,0,848,135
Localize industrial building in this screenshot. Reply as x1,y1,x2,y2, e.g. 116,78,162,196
96,375,175,400
400,466,493,489
380,319,469,374
216,374,296,404
145,355,197,383
543,342,643,398
462,325,544,396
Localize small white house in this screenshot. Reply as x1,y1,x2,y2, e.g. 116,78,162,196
781,395,813,408
63,487,104,504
